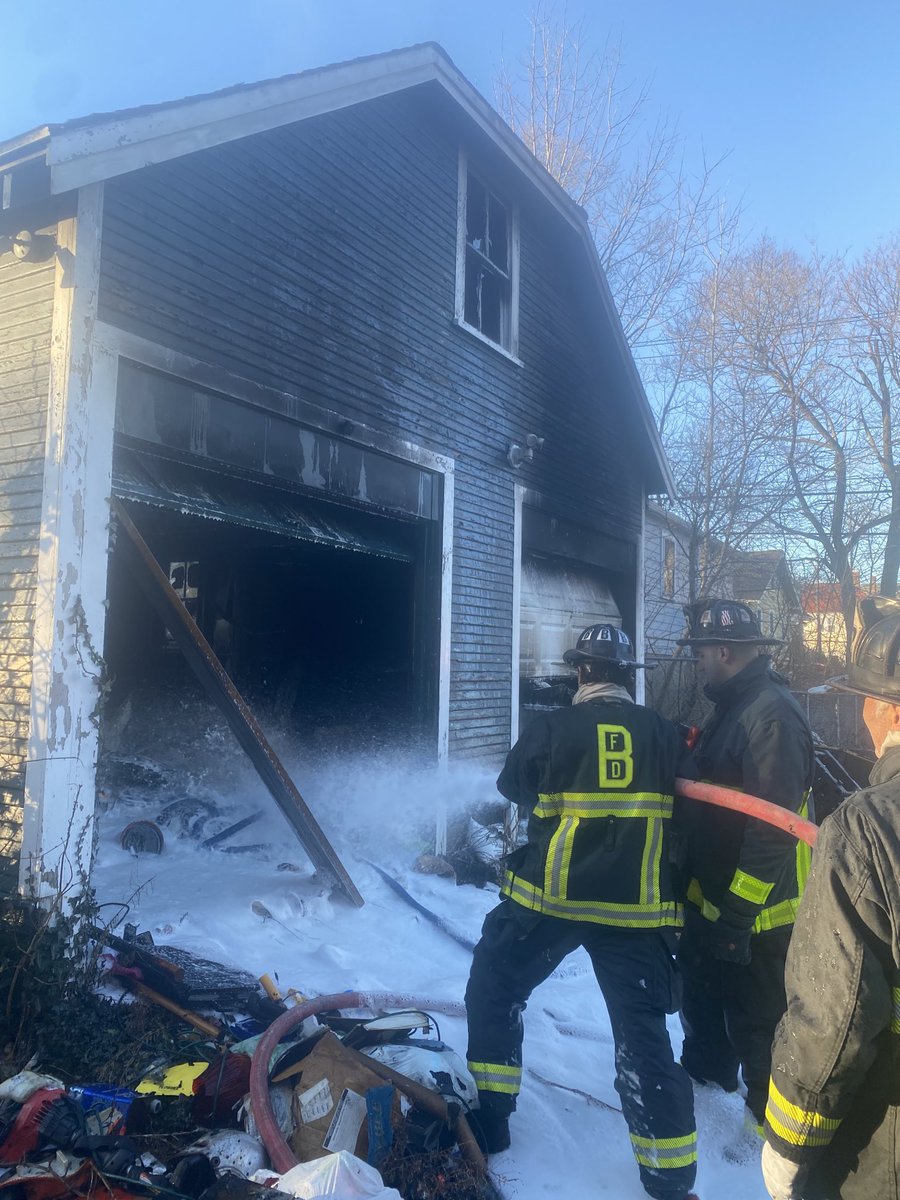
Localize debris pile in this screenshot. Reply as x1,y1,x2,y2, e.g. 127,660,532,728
0,929,500,1200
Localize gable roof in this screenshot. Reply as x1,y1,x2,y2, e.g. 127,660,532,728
0,43,673,496
732,550,798,607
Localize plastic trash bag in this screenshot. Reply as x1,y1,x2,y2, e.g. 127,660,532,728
264,1150,401,1199
365,1041,478,1112
0,1073,65,1105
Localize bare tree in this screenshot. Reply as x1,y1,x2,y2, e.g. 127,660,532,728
707,239,889,659
495,5,733,345
844,236,900,594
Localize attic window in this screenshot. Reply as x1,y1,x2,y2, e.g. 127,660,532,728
456,154,519,357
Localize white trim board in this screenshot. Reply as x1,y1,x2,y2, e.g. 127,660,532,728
510,484,525,747
21,183,113,897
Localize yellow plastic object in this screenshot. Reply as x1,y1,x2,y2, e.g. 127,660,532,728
135,1061,209,1096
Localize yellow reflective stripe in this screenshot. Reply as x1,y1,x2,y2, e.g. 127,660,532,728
641,818,664,908
544,815,577,897
558,816,576,895
534,793,563,819
691,791,812,934
754,897,799,933
502,871,682,928
533,792,674,819
629,1130,698,1169
729,869,775,906
892,987,900,1034
467,1061,521,1095
765,1080,841,1148
687,878,720,922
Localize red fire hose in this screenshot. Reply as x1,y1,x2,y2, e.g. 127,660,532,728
676,778,819,847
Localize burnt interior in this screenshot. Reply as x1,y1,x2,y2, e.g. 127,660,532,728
103,502,439,758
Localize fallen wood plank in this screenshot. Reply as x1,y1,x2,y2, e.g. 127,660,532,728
112,498,363,907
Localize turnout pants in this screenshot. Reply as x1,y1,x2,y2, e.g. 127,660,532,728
465,900,696,1200
678,922,791,1123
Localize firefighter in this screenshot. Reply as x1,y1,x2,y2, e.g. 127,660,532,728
675,599,814,1131
762,596,900,1200
465,624,699,1200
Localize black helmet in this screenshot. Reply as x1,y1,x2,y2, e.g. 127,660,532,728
676,598,782,647
563,624,648,669
831,595,900,704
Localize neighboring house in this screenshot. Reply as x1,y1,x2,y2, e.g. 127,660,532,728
732,550,803,644
801,573,875,662
0,44,672,893
644,505,800,662
644,504,693,658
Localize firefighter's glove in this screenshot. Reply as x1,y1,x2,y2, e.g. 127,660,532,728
679,913,751,966
705,917,752,965
761,1140,809,1199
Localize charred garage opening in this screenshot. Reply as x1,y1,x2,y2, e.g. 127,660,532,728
102,362,443,759
518,504,637,731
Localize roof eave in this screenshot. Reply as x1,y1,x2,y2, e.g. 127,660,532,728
0,44,671,492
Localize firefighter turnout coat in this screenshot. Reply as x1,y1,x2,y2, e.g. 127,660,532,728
765,744,900,1199
466,690,698,1199
497,694,696,928
685,655,814,934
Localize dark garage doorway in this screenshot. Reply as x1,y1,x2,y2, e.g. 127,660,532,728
103,489,440,761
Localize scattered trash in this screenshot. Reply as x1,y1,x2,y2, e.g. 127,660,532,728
2,907,501,1200
201,812,264,849
181,1129,269,1177
362,863,476,952
272,1149,402,1199
119,821,165,855
135,1062,209,1098
251,901,308,946
67,1085,140,1135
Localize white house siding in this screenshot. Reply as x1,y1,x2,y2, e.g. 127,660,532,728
643,508,689,658
0,230,55,886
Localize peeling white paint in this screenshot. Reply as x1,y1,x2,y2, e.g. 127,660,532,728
21,183,116,899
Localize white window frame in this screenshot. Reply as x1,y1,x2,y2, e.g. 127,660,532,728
454,148,521,364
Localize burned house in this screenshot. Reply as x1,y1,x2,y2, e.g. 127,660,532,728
0,44,671,895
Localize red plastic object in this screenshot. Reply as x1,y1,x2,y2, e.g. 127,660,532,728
193,1051,252,1123
676,778,819,847
0,1088,64,1165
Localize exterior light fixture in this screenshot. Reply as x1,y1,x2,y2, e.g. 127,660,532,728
507,433,545,469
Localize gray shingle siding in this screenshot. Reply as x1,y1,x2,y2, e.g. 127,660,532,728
98,88,643,761
0,240,53,879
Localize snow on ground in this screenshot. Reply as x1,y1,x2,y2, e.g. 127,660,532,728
92,700,769,1200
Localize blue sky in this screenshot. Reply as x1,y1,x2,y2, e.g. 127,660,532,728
2,0,898,255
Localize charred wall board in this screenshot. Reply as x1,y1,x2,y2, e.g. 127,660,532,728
113,500,364,906
0,236,54,885
98,87,645,763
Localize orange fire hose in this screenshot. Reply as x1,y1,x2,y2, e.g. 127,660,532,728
676,778,819,847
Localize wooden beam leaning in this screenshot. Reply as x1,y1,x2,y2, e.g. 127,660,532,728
111,498,364,907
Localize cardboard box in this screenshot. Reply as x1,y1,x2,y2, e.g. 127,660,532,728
289,1030,397,1163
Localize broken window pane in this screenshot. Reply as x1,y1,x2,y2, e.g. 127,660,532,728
465,250,510,346
488,194,509,273
463,169,513,350
466,173,487,254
